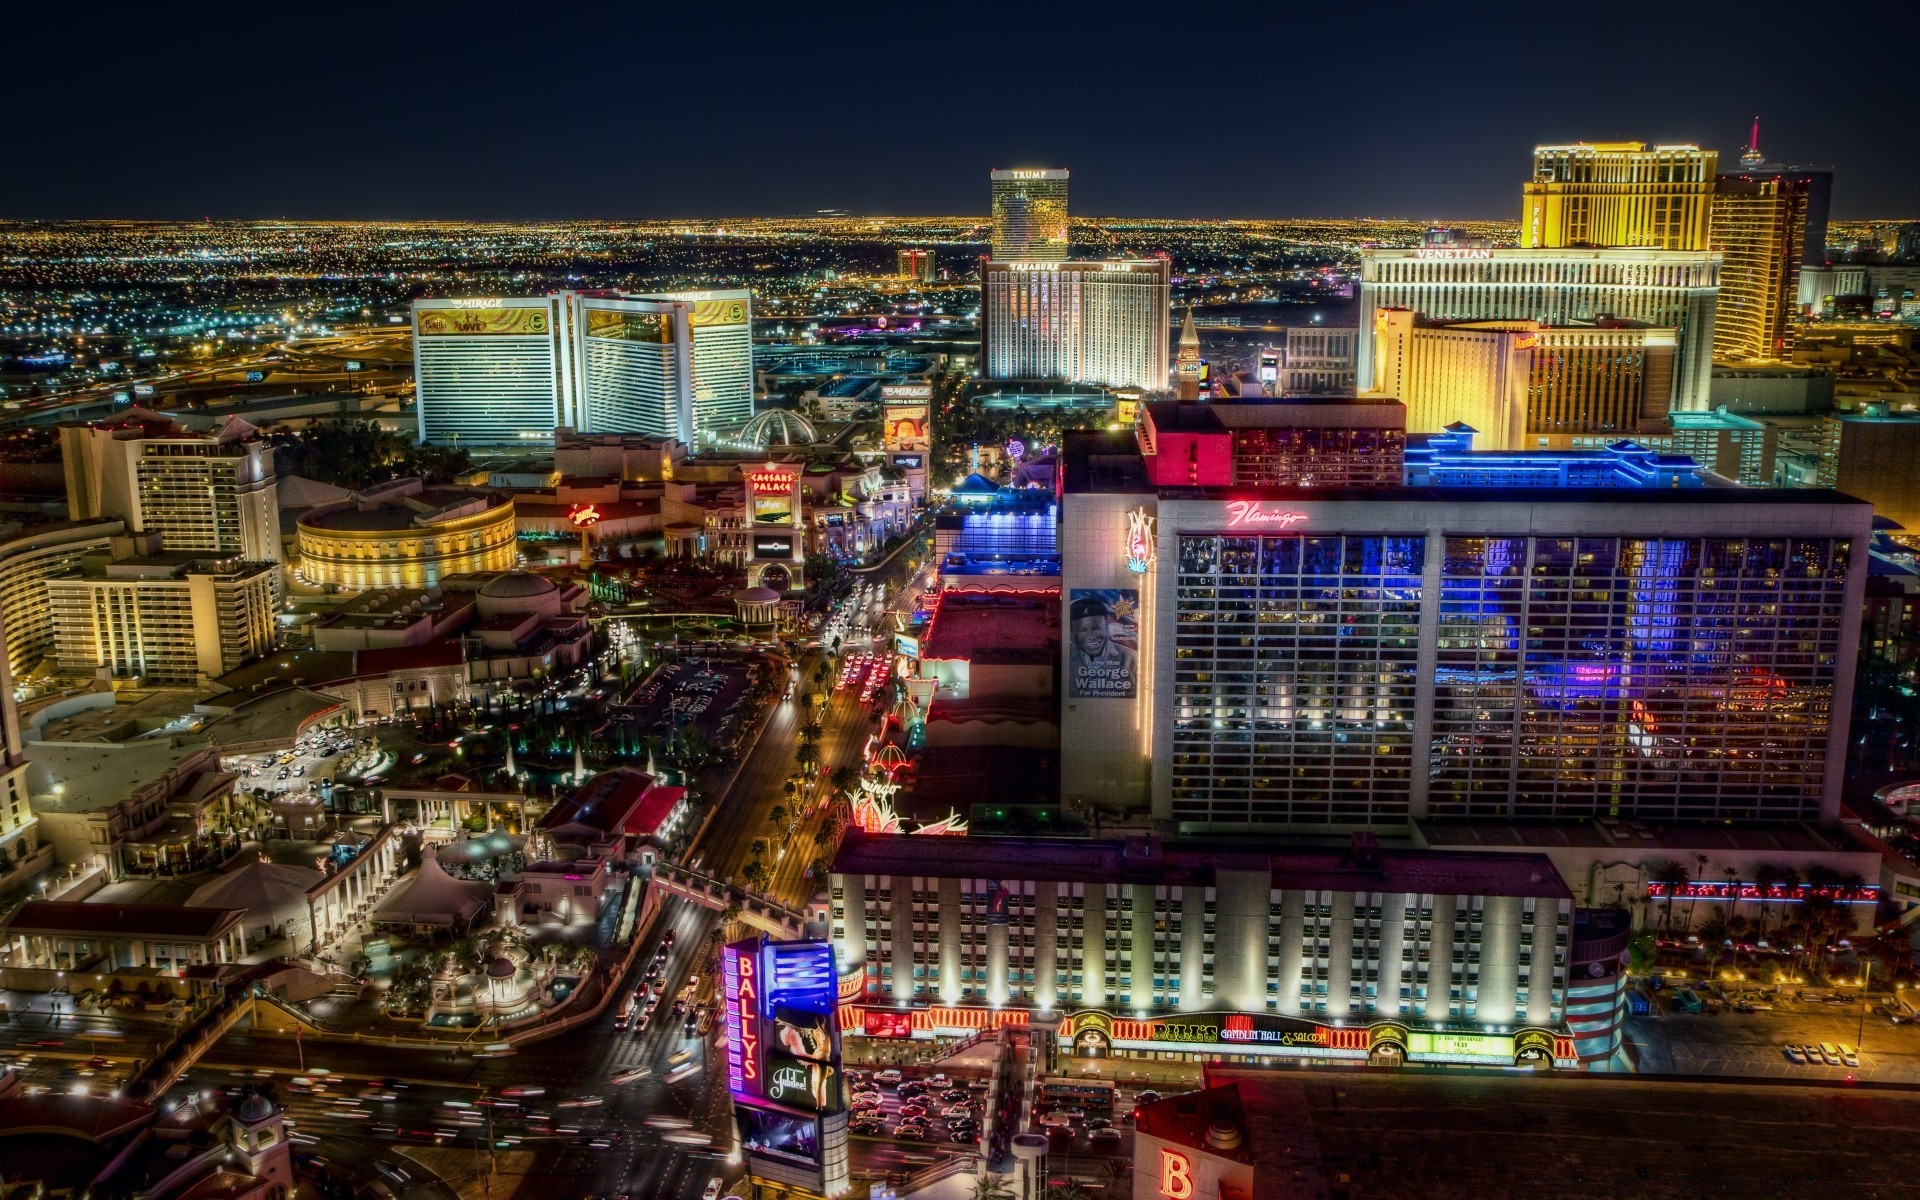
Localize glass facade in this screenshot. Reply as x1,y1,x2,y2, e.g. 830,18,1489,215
1170,534,1425,826
1229,428,1405,488
1430,534,1850,822
1166,531,1852,828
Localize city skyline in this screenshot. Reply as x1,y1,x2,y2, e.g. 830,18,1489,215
7,3,1915,222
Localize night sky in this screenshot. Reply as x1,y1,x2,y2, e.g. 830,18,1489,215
9,2,1912,222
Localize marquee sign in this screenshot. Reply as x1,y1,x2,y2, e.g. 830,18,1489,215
1414,245,1493,260
567,504,602,528
745,467,801,496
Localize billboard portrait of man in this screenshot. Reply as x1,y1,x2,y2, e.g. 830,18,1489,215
1068,589,1138,698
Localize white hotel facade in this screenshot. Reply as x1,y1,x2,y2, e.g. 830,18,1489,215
982,259,1171,393
1356,246,1721,415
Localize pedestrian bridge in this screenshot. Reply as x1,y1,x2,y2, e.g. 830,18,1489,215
648,863,807,938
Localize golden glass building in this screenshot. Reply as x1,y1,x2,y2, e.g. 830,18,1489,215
1522,143,1717,251
990,168,1069,262
1710,176,1809,363
1369,311,1677,450
295,480,517,591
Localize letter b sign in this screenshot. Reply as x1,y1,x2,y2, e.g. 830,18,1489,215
1160,1149,1193,1199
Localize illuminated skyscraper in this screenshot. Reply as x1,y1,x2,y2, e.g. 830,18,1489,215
1521,143,1717,251
62,412,281,562
1723,119,1834,267
897,247,935,283
1710,175,1809,362
990,168,1069,262
563,293,695,441
983,259,1170,391
414,296,566,445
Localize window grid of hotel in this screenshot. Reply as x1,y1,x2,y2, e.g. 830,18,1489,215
1230,428,1405,489
1171,534,1425,827
1429,535,1849,822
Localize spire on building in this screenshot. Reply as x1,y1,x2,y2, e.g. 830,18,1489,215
1178,306,1200,350
1740,116,1765,171
1174,307,1204,400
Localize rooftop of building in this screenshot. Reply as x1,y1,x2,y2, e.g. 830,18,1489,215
1415,818,1856,856
1060,430,1152,495
543,767,659,838
920,592,1056,665
1146,398,1407,434
896,746,1059,821
1135,1083,1256,1166
832,834,1572,899
1,900,245,940
25,738,210,812
1202,1067,1920,1200
56,551,270,582
298,481,508,533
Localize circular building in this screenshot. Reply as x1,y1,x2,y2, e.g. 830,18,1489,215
296,480,516,591
477,571,561,619
737,409,818,450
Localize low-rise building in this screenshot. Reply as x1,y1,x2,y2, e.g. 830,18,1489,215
0,899,248,971
294,477,516,591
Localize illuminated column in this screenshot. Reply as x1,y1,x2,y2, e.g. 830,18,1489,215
1423,894,1458,1023
1032,887,1060,1012
1214,870,1270,1014
890,879,914,1003
937,878,962,1005
1375,893,1408,1018
1525,902,1560,1028
1477,895,1522,1025
831,872,867,978
1273,890,1306,1017
1081,886,1106,1005
1129,884,1155,1013
1178,886,1205,1012
986,921,1009,1007
1326,893,1356,1020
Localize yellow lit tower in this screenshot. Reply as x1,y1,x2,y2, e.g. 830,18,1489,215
1521,142,1717,250
1175,307,1203,400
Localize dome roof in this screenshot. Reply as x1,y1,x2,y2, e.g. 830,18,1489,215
480,572,559,600
734,587,781,603
237,1092,276,1123
485,956,517,979
738,409,818,448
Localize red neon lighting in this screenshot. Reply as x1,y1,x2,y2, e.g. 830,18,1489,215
568,504,602,527
1224,501,1308,529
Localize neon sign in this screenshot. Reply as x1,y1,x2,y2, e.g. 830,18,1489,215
722,943,746,1093
1414,245,1493,260
745,467,799,496
567,504,602,528
1224,501,1308,529
1125,506,1156,573
1644,880,1879,905
1160,1149,1193,1199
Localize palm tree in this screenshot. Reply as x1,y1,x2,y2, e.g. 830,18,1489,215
751,838,769,860
795,743,821,772
1751,864,1784,944
1649,860,1690,933
968,1179,1014,1200
768,805,789,830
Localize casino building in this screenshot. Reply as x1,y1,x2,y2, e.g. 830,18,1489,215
294,478,517,591
1058,427,1872,830
830,832,1583,1070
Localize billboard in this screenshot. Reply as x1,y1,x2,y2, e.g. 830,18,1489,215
889,453,924,471
882,403,931,453
416,306,549,337
894,633,920,659
862,1009,913,1039
735,1102,819,1166
754,533,797,559
585,309,672,343
689,296,750,328
1067,589,1138,699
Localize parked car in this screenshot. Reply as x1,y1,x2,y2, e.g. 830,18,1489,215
1783,1044,1806,1064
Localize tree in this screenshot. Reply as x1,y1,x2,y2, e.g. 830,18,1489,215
741,861,770,892
751,838,769,860
801,720,824,745
795,743,821,772
1649,860,1691,933
968,1179,1014,1200
829,765,860,796
768,805,789,830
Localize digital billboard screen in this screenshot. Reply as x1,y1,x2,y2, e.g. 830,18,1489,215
753,534,795,559
889,453,924,470
416,307,549,337
863,1009,913,1039
735,1102,819,1165
882,403,931,453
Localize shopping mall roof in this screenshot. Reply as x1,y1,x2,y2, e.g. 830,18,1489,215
833,835,1571,899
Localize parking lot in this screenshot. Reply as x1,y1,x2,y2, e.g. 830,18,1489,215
1630,991,1920,1084
227,729,375,799
618,659,751,744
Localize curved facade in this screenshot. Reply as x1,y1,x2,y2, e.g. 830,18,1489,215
297,492,516,591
